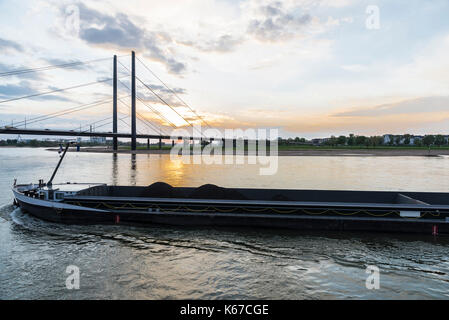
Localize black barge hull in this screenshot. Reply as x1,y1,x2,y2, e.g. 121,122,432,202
13,183,449,235
15,197,449,234
14,187,449,235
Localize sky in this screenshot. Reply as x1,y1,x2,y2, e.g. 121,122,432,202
1,0,449,139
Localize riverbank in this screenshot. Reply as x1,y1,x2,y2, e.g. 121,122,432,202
46,146,449,156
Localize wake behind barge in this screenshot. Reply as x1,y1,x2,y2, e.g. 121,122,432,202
11,144,449,235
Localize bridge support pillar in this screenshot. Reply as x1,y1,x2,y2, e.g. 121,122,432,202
113,55,118,151
159,137,162,150
131,51,137,150
147,138,150,150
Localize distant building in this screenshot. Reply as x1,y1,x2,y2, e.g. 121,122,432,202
90,136,106,144
383,134,426,146
383,134,393,144
311,138,328,145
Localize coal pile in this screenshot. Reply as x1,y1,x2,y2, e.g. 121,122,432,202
189,184,247,200
140,182,186,198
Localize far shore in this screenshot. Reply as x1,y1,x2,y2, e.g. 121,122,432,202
44,146,449,157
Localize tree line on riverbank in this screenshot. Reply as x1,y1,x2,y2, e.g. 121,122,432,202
279,134,449,148
2,134,449,149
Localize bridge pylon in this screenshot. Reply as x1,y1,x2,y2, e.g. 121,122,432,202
113,55,118,151
131,51,137,150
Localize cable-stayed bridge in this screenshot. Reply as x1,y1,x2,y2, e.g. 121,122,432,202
0,51,225,150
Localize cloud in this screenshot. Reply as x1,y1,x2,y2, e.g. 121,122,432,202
144,83,186,95
0,81,36,98
43,58,89,71
193,95,449,136
180,35,243,53
33,95,74,102
0,81,73,102
0,62,45,80
70,3,186,74
386,34,449,97
340,64,367,72
317,0,354,7
0,37,23,53
170,0,341,53
242,108,449,136
201,35,243,52
247,2,312,42
332,96,449,117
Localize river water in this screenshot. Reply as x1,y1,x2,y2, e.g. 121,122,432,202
0,148,448,299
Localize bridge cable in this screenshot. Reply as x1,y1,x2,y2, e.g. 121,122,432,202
117,103,146,135
80,115,130,133
136,112,166,135
0,78,113,104
77,115,114,131
11,95,129,128
117,97,169,135
116,62,178,129
136,56,212,129
0,55,129,78
117,60,196,133
12,96,115,127
134,74,206,138
117,78,177,130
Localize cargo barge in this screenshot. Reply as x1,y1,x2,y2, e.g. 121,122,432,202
11,144,449,234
